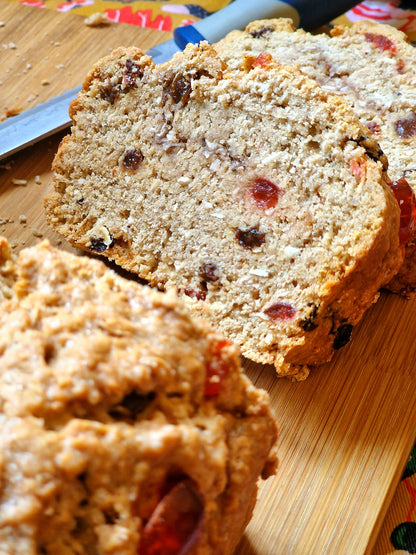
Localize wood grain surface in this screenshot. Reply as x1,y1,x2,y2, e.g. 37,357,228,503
1,2,416,553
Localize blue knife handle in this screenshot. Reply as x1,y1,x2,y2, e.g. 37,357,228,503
174,0,359,48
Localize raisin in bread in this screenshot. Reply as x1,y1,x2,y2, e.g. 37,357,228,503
215,18,416,295
0,237,277,554
45,43,402,377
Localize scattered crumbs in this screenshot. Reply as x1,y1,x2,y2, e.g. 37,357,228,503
26,94,38,103
55,64,65,69
18,214,27,224
10,242,18,250
11,178,28,186
41,79,50,86
31,229,43,238
0,217,13,225
84,12,110,26
53,41,60,46
5,108,21,118
7,42,17,49
0,22,5,27
26,63,32,70
34,175,42,185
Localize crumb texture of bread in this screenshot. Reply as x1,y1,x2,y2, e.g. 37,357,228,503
0,238,277,554
45,42,402,375
216,18,416,295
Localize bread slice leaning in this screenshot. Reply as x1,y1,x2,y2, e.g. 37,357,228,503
45,43,402,377
216,18,416,295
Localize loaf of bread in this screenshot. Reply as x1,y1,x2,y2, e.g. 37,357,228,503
215,18,416,295
45,42,402,377
0,237,277,554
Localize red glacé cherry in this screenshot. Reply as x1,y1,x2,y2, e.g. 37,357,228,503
365,32,396,53
249,177,280,210
139,480,204,555
264,302,296,321
389,177,416,245
204,339,230,397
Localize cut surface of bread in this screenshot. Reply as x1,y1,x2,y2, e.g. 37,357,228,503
0,237,277,554
46,43,402,377
216,18,416,295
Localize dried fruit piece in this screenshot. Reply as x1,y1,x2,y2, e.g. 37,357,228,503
89,236,114,252
235,227,266,249
264,302,296,321
204,339,230,397
395,113,416,139
356,135,387,169
139,480,204,555
122,149,144,171
199,262,219,283
365,32,396,53
300,305,319,331
100,83,120,104
333,323,353,350
389,177,416,245
184,287,206,301
123,59,144,88
164,74,192,105
249,25,274,39
248,177,280,210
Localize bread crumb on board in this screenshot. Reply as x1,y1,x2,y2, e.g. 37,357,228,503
12,177,27,185
11,178,27,186
84,13,110,26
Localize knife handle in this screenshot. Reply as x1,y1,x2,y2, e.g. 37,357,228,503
174,0,359,48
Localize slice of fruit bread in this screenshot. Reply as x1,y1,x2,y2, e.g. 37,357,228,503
45,42,402,377
0,237,277,554
215,18,416,296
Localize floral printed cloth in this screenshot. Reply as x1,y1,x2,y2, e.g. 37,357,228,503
5,0,416,552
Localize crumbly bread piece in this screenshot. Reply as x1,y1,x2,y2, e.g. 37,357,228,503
0,236,16,302
216,18,416,295
46,43,402,377
0,238,277,554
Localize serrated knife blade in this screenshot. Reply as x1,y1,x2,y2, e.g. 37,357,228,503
0,0,359,161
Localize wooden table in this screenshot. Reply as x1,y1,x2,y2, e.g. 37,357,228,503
1,2,416,552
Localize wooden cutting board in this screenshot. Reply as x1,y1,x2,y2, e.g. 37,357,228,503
1,2,416,553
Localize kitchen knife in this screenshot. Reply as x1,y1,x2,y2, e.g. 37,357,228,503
0,0,358,161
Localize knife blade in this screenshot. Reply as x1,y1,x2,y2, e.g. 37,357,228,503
0,0,358,161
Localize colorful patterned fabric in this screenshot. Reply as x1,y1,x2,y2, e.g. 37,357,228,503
11,0,416,41
5,0,416,551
